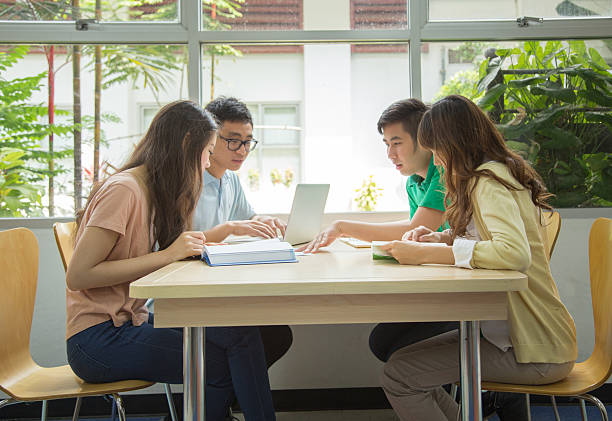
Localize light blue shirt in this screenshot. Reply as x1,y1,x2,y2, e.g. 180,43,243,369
193,170,255,231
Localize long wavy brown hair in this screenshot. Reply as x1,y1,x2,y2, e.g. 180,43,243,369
417,95,552,238
77,100,217,250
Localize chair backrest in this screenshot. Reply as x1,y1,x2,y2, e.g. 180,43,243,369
53,221,76,271
588,217,612,386
543,210,561,260
0,228,38,392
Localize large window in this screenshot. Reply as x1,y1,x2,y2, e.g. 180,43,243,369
1,0,611,217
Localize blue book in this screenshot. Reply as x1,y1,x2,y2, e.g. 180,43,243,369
202,238,297,267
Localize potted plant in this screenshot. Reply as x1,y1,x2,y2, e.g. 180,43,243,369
354,175,383,211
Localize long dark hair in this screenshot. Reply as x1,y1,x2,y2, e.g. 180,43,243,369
417,95,552,238
77,100,217,250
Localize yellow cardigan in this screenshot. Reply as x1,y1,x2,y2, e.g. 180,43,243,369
470,162,577,364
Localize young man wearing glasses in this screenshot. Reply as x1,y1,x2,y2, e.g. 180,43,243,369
192,96,293,419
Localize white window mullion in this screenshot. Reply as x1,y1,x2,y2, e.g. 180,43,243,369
196,29,411,44
0,22,188,44
422,17,612,41
181,0,202,103
408,0,426,99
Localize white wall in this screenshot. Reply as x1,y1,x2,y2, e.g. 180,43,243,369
0,208,609,399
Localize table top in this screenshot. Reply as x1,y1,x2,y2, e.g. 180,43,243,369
130,242,527,300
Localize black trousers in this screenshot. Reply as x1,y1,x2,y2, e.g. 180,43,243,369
259,325,293,368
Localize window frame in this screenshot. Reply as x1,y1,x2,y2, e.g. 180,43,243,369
1,1,608,105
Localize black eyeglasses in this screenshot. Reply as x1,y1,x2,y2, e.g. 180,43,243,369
218,134,259,152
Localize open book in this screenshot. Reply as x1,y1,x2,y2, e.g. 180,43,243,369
202,238,298,266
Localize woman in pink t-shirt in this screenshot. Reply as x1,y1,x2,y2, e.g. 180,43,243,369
66,100,276,421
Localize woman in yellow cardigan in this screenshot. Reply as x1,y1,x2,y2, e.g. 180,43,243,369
379,95,577,421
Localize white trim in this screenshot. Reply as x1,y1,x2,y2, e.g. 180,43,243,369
422,18,612,41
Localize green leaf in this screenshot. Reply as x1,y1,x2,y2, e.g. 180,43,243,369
569,40,587,57
538,127,582,150
530,85,577,103
508,76,546,88
588,48,610,71
477,84,506,109
550,191,588,208
476,62,502,94
497,123,533,140
584,112,612,127
529,105,566,127
580,89,612,107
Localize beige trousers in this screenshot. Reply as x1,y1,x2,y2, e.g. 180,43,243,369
381,330,574,421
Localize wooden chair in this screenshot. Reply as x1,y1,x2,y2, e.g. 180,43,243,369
53,221,76,271
0,227,155,421
543,210,561,261
52,222,178,421
482,217,612,421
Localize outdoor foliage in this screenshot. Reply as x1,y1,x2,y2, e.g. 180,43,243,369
0,148,42,217
476,40,612,207
0,46,73,216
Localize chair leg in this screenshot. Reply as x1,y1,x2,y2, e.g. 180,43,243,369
112,394,126,421
109,394,117,421
450,383,458,401
0,398,17,409
580,398,589,421
41,400,48,421
72,397,82,421
551,395,561,421
526,393,532,421
164,383,178,421
579,394,608,421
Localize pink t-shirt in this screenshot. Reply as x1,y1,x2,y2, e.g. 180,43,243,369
66,169,152,340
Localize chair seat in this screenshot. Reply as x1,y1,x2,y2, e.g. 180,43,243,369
483,361,602,396
3,364,154,401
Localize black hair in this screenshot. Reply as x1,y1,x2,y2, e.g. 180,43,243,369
205,96,253,127
377,98,430,147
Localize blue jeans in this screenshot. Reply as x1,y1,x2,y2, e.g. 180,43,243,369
67,314,275,421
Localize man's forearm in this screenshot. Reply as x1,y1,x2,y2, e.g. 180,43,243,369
203,222,233,243
336,220,412,242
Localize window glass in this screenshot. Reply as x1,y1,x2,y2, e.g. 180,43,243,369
0,0,178,22
424,39,612,208
262,105,299,146
0,44,186,217
201,0,407,31
202,42,411,213
428,0,612,21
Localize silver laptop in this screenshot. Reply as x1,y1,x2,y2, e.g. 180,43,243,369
283,183,330,246
225,183,330,246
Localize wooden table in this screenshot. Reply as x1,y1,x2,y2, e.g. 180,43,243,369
130,243,527,421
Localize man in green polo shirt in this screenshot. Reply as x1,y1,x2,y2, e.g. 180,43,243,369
299,98,447,254
300,98,527,421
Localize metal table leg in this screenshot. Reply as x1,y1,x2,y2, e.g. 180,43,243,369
460,321,482,421
184,327,205,421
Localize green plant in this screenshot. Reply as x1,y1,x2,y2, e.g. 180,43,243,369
0,46,74,216
0,147,43,216
354,175,383,211
476,40,612,207
434,69,481,101
282,168,294,188
270,168,282,186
